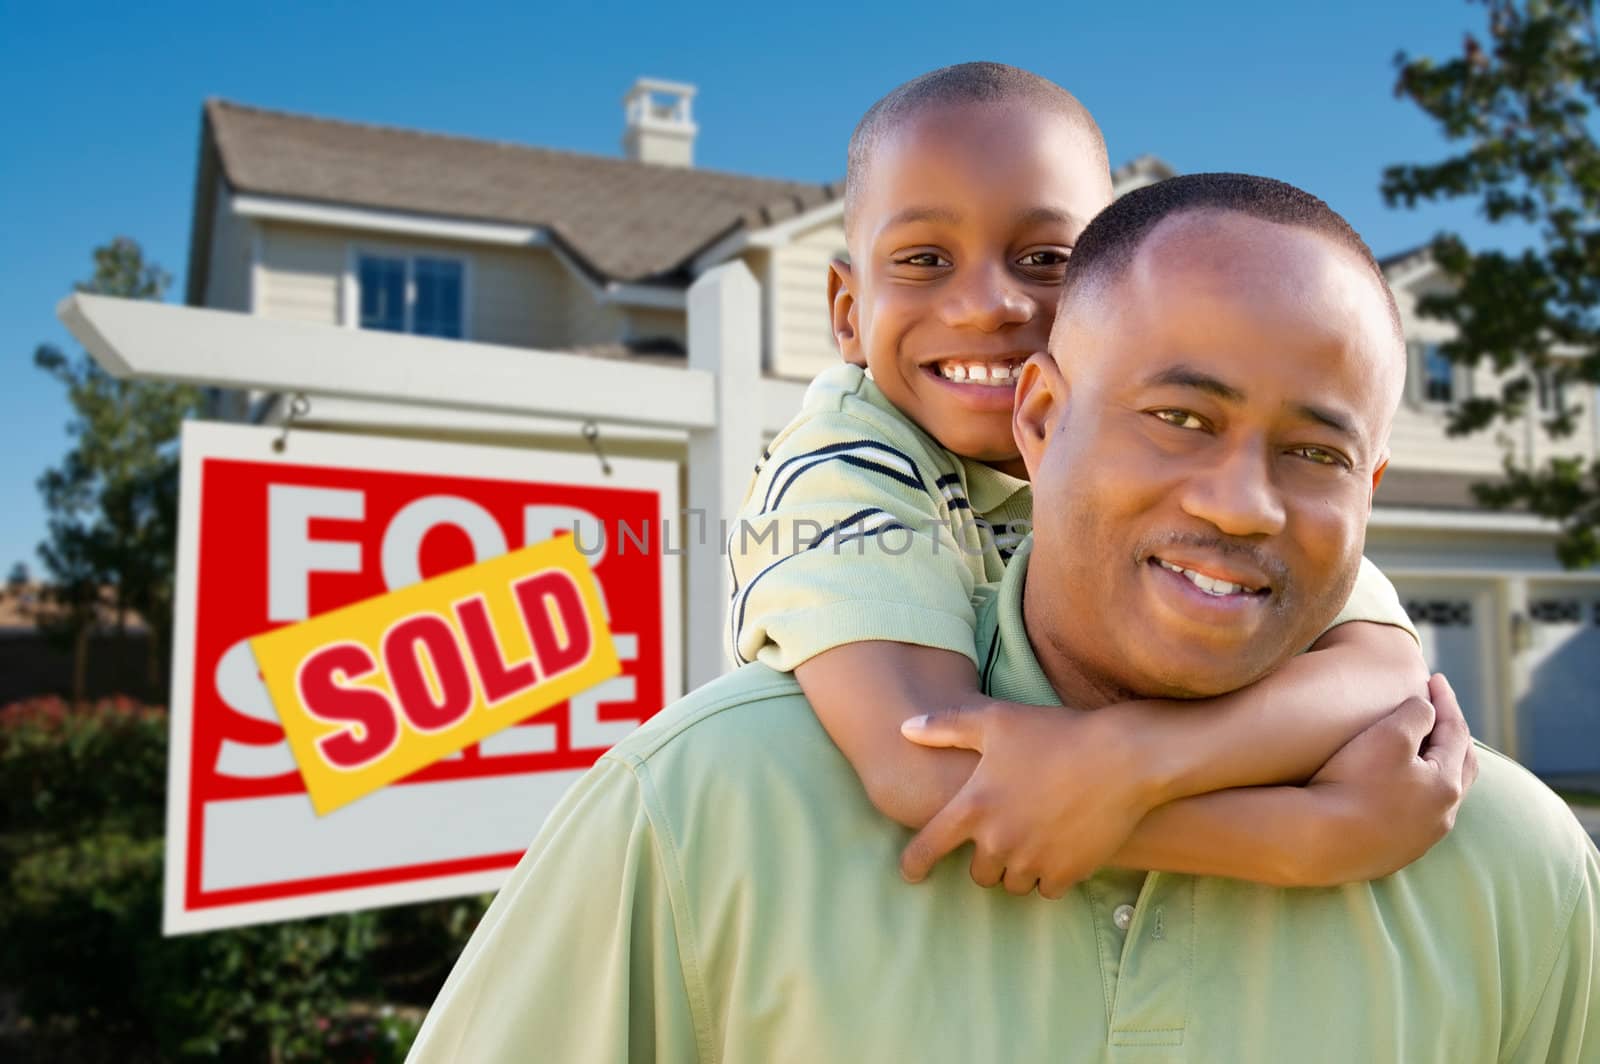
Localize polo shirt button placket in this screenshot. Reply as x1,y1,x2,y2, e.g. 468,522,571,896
1113,903,1136,932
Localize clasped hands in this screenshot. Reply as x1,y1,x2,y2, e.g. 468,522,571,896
896,674,1478,897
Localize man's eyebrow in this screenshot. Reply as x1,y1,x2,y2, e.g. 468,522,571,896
882,205,962,229
1293,402,1358,439
1149,365,1362,441
1144,365,1246,402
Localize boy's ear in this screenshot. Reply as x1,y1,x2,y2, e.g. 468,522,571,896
1012,352,1068,478
828,258,865,367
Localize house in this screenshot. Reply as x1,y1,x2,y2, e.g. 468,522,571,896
183,79,1600,778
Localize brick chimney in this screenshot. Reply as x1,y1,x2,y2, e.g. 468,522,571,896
622,78,697,168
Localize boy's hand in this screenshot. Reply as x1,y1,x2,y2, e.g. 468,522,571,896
1295,673,1479,887
897,701,1156,898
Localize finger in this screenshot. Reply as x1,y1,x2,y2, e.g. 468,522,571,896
1420,674,1471,769
901,796,975,883
1001,863,1039,897
900,705,989,752
969,847,1006,889
1038,876,1076,901
1375,694,1436,754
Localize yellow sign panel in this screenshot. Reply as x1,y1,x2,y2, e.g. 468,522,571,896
252,536,619,815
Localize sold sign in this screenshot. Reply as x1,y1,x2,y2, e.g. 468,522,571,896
251,535,619,815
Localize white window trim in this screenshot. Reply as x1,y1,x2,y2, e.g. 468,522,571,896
342,243,474,341
1409,339,1470,412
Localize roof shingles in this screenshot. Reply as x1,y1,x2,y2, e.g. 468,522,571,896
204,99,839,285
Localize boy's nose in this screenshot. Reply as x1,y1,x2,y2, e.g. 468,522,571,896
940,264,1036,332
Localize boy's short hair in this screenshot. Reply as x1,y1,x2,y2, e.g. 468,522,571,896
1058,172,1404,344
844,62,1108,237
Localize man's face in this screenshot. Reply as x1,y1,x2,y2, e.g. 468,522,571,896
1015,211,1403,699
832,101,1113,473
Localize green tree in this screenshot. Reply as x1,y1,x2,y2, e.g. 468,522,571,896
33,238,202,700
1384,0,1600,567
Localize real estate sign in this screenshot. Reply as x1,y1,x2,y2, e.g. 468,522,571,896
165,422,680,933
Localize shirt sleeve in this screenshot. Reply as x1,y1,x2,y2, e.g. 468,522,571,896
1503,840,1600,1063
1321,555,1419,643
406,758,706,1064
728,410,981,672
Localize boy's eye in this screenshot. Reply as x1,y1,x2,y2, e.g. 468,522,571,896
1152,409,1206,431
1018,248,1072,267
897,252,951,268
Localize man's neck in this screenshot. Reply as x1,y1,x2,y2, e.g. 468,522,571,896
1020,571,1137,712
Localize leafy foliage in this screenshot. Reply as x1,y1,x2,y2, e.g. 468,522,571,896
0,698,486,1062
1383,0,1600,566
32,238,203,700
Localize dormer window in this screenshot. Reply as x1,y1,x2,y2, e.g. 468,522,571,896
1421,343,1454,404
354,252,466,339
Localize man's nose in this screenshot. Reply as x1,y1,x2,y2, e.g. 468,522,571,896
1176,442,1288,539
939,261,1034,332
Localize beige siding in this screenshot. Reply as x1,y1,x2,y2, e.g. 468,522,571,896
472,245,566,348
767,219,845,380
203,182,253,312
564,276,628,346
256,225,597,348
257,223,345,325
1387,275,1599,474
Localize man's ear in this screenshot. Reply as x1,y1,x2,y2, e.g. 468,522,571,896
1012,352,1067,478
828,258,865,367
1369,452,1390,511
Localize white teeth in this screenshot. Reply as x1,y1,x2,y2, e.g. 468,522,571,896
1156,558,1257,597
936,360,1021,385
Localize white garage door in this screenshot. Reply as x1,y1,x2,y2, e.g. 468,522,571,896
1394,581,1498,748
1522,584,1600,777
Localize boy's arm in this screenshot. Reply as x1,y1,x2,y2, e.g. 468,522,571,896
806,623,1436,892
1110,675,1477,887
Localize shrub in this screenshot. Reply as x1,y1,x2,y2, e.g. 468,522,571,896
0,698,487,1061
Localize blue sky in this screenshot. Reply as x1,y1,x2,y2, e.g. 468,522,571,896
0,0,1513,574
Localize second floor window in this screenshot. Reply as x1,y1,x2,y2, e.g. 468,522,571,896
357,253,464,339
1421,343,1454,404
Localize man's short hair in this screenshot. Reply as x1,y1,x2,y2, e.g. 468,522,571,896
1059,172,1403,343
844,62,1108,237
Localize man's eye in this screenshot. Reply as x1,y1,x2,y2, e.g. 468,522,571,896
897,252,950,268
1152,409,1205,431
1290,445,1347,468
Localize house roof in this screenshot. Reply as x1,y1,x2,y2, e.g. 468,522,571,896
188,98,841,302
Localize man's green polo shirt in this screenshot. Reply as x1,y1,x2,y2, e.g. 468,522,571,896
409,547,1600,1063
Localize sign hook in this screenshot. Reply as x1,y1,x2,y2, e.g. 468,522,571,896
272,393,312,453
581,420,613,476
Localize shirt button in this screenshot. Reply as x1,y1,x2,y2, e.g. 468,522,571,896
1113,903,1136,931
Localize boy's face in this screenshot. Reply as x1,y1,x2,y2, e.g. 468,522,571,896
1014,212,1403,700
830,101,1113,471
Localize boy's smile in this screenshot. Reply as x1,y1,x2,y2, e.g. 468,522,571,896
829,100,1113,474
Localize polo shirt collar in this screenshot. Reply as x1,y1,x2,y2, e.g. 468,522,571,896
960,456,1031,517
978,538,1062,708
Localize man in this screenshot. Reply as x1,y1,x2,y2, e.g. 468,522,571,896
408,175,1599,1062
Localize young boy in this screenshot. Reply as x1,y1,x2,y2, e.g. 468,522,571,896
731,63,1457,895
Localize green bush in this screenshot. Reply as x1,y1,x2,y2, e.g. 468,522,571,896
0,697,487,1062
